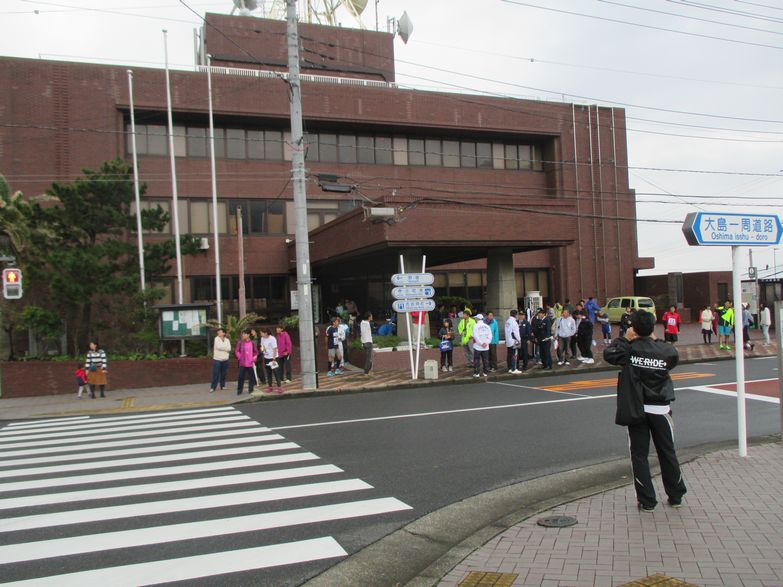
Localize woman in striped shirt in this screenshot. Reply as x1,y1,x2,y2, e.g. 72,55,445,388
85,341,108,399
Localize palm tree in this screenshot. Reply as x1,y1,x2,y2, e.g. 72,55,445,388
205,312,264,343
0,175,30,256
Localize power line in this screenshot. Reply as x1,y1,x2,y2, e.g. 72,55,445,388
501,0,783,50
597,0,783,36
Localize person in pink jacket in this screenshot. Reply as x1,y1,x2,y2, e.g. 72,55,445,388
235,329,258,395
275,325,293,383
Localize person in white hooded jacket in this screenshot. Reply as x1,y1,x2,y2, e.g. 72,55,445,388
504,310,522,374
472,314,492,377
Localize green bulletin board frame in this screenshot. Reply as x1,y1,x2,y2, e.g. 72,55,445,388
157,304,211,339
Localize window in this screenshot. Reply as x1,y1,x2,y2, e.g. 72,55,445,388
265,131,283,160
190,201,209,234
304,132,319,161
212,128,225,158
425,139,441,167
443,140,460,168
176,200,189,233
492,143,504,169
531,145,543,170
477,142,492,168
504,144,518,170
229,200,286,235
357,136,375,164
608,299,621,309
247,130,264,159
173,125,186,157
408,138,425,166
126,124,147,154
320,133,337,162
517,144,532,170
187,127,207,157
460,142,476,168
392,136,408,165
147,125,167,156
620,298,632,309
226,128,246,159
375,136,393,165
338,135,357,163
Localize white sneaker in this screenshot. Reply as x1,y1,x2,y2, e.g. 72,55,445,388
583,358,595,364
473,373,480,378
441,366,447,372
557,361,564,366
448,366,453,372
511,369,522,375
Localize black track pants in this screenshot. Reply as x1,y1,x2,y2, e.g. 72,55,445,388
627,410,687,508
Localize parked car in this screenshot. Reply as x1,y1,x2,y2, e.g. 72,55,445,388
602,296,656,323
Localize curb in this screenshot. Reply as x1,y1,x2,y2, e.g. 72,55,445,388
236,350,766,405
302,435,781,587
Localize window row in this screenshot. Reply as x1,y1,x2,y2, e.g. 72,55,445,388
126,124,544,171
131,198,358,236
191,275,287,302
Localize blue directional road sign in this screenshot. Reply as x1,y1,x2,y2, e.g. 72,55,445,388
682,212,782,246
392,299,436,313
392,286,435,300
391,273,434,286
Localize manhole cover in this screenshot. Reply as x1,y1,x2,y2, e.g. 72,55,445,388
537,515,578,528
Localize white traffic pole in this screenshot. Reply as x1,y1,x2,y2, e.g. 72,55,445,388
732,245,748,457
414,255,426,380
163,30,185,356
206,55,222,324
400,255,415,379
126,70,146,297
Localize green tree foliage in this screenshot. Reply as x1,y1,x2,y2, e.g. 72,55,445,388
15,159,200,355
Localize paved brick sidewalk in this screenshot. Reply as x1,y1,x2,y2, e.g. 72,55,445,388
439,443,783,587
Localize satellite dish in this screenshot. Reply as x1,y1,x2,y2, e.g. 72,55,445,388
343,0,368,17
231,0,258,16
397,11,413,44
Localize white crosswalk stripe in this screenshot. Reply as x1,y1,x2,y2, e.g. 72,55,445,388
0,407,413,585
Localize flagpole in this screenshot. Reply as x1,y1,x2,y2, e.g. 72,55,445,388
163,29,185,355
126,69,146,297
206,55,222,324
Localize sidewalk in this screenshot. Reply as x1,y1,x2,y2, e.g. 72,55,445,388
438,441,783,587
0,338,777,420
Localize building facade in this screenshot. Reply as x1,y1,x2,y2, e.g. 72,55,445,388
0,13,653,322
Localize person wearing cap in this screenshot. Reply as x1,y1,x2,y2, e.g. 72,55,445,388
533,308,553,370
604,309,686,512
471,313,492,377
458,308,476,367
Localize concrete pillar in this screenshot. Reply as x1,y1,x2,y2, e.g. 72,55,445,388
396,248,430,341
486,248,517,319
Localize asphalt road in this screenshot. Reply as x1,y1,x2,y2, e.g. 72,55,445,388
0,357,779,586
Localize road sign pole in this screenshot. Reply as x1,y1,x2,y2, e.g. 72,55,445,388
732,246,747,457
776,301,783,441
399,255,415,380
414,255,427,380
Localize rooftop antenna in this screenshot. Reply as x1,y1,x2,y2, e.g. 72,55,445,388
387,10,413,44
231,0,259,16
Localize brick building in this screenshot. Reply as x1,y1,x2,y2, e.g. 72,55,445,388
0,12,653,322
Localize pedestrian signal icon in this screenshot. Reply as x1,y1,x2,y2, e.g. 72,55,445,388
2,268,23,299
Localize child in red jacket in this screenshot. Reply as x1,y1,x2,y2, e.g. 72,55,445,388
75,365,88,399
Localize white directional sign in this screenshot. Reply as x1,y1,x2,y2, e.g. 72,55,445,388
391,272,434,286
392,299,436,313
392,286,435,300
683,212,783,246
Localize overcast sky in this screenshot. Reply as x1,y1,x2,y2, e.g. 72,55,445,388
1,0,782,280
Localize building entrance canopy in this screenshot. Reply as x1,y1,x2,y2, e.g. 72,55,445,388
287,203,576,276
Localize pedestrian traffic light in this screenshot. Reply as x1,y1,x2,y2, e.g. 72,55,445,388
2,268,22,299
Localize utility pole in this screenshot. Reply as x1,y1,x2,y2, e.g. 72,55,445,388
237,207,246,319
286,0,317,390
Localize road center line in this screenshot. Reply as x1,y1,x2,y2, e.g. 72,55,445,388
271,394,616,431
490,381,591,397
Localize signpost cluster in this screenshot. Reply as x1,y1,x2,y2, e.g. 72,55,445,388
683,211,783,457
392,256,435,380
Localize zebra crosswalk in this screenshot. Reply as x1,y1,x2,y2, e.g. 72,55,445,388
0,406,412,585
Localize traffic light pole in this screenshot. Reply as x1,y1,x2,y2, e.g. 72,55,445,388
286,0,317,390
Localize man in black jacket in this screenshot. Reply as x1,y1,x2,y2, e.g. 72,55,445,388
604,310,687,512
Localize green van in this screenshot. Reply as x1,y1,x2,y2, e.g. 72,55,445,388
602,296,656,323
